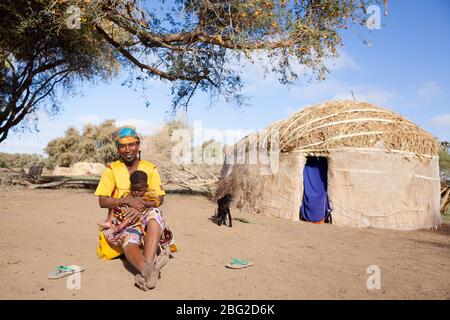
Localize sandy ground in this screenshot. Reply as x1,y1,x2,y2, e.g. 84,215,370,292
0,188,449,300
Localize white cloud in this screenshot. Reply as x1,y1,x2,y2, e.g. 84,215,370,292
75,114,163,136
325,50,361,72
233,49,359,94
76,114,103,126
332,85,396,107
429,114,450,127
33,110,68,132
0,118,162,155
190,121,254,146
417,81,442,100
292,78,344,101
0,140,45,155
290,78,396,108
116,118,162,136
0,111,71,155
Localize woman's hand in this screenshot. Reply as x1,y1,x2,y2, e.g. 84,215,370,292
115,214,135,231
123,207,142,225
124,196,146,212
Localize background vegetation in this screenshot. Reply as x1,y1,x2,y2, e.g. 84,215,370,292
439,141,450,177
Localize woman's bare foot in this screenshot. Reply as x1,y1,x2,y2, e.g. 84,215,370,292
134,249,170,290
145,248,170,289
134,260,154,291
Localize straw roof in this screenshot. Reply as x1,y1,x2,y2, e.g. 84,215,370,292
235,100,439,157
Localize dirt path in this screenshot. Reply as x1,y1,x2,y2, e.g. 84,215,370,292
0,189,449,299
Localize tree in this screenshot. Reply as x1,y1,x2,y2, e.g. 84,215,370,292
44,120,117,167
0,0,118,143
440,141,450,177
92,0,383,109
0,152,43,169
91,120,118,164
1,0,383,142
45,127,82,167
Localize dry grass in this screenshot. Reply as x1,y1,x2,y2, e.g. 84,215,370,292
0,168,29,191
234,100,439,158
442,186,450,216
139,122,221,196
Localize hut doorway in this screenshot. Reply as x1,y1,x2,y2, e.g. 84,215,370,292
300,157,331,223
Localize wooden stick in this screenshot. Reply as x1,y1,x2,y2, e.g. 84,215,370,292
441,188,450,213
27,180,67,189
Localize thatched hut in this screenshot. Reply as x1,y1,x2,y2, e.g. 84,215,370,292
217,100,442,230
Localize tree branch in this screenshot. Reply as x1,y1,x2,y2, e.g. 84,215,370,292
108,13,196,52
0,69,71,144
95,25,208,82
109,9,304,51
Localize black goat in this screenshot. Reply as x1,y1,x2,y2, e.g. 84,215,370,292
216,193,232,227
29,163,44,180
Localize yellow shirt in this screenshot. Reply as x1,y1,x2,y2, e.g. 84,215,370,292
94,160,165,199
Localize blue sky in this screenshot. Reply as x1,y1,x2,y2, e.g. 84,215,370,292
1,0,449,155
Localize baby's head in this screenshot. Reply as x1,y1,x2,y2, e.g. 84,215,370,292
130,170,148,197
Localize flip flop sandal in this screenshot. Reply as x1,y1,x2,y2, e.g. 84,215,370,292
225,258,254,269
47,265,85,279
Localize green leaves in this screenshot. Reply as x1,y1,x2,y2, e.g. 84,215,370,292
45,120,118,167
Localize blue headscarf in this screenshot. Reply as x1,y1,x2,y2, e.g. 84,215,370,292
112,126,140,146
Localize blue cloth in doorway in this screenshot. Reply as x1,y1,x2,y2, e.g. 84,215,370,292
300,157,330,222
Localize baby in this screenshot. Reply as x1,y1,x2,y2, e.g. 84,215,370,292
98,170,174,250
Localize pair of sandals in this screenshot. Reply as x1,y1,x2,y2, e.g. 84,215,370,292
135,248,170,291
